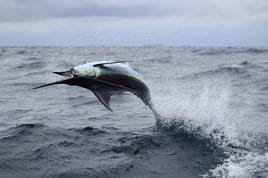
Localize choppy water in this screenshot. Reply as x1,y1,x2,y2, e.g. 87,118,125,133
0,46,267,177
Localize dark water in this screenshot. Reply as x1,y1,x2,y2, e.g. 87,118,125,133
0,46,267,177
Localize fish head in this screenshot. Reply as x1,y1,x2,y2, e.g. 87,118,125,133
72,63,97,77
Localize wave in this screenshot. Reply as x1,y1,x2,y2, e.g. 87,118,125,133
0,123,108,142
55,62,74,68
153,64,268,177
241,48,268,54
145,56,173,63
180,60,268,81
13,61,46,70
5,81,37,88
154,100,268,178
104,134,160,155
210,66,248,75
260,85,268,91
16,50,30,55
72,100,100,108
72,126,107,135
66,95,89,101
208,152,268,177
9,123,108,136
0,123,135,177
24,71,46,77
0,123,46,141
9,123,44,130
180,65,249,81
195,47,268,56
24,57,42,61
152,111,268,178
197,48,230,56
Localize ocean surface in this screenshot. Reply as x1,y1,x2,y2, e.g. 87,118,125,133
0,46,267,177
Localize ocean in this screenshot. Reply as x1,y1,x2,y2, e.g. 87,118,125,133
0,46,267,177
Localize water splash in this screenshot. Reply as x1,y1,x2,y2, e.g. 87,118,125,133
209,152,268,177
152,72,242,143
151,68,268,177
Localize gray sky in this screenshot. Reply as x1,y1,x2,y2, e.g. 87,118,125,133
1,0,268,46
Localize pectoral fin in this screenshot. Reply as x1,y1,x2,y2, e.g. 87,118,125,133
33,76,142,112
93,91,113,112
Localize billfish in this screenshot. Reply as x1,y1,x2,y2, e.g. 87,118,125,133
33,61,161,125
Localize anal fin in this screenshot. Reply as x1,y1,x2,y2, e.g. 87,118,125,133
93,91,113,112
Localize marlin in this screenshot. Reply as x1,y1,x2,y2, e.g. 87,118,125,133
33,61,161,125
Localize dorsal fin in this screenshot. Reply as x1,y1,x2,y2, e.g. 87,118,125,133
92,91,113,112
93,60,132,67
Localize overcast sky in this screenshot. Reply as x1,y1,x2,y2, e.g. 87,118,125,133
0,0,268,46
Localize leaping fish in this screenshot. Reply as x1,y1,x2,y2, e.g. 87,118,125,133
33,61,161,126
